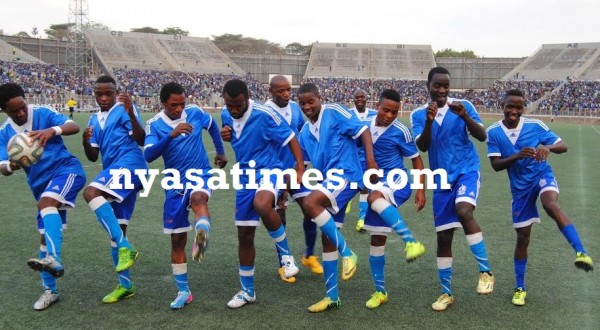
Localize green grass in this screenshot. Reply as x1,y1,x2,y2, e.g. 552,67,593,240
0,112,598,329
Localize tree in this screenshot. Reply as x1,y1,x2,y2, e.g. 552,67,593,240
435,48,478,58
45,23,75,41
211,33,283,54
14,31,31,38
130,26,161,34
83,21,110,31
162,27,189,36
31,27,38,37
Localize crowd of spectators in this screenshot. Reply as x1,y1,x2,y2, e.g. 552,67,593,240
2,60,599,114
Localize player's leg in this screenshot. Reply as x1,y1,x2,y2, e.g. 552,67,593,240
366,233,388,309
455,172,493,294
308,235,341,312
355,189,369,232
274,190,295,283
227,190,258,309
292,187,323,275
512,225,532,306
190,188,212,263
540,184,593,271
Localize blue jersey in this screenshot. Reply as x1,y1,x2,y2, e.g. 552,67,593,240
368,117,419,177
351,107,377,168
87,103,147,170
298,104,367,183
0,106,85,194
486,118,560,194
145,104,214,176
221,100,295,184
264,99,305,170
411,97,482,188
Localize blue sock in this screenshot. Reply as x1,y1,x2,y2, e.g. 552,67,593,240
268,225,291,261
322,252,339,300
514,258,527,290
111,244,133,289
239,265,255,296
379,206,415,243
303,218,317,257
560,224,586,253
41,208,63,263
194,216,211,233
437,257,453,295
319,217,351,257
466,233,491,272
358,198,368,220
172,264,189,292
369,247,386,293
91,199,131,249
39,247,57,293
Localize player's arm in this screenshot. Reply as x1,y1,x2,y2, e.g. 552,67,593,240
359,128,378,174
535,141,567,162
82,126,99,162
489,147,536,172
415,103,436,152
0,161,21,176
410,155,426,212
287,137,305,184
207,120,227,168
28,121,80,148
449,101,486,142
119,93,145,146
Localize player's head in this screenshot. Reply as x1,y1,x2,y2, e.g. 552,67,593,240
353,88,368,112
502,89,526,127
94,75,117,111
160,82,186,120
222,79,249,119
375,89,401,127
427,67,451,107
297,83,321,122
0,83,28,125
269,75,291,108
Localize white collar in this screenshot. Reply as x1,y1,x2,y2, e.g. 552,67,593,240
8,105,34,133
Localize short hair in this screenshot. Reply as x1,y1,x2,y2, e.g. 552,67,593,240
297,83,319,96
95,75,116,86
505,89,525,99
352,88,367,98
379,89,401,103
427,66,451,83
222,79,249,98
160,82,185,103
0,83,25,110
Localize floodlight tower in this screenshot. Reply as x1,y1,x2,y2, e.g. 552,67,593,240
66,0,90,77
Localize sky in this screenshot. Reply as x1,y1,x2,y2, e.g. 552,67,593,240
1,0,599,58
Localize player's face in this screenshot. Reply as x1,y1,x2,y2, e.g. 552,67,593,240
298,92,321,122
163,93,186,120
223,93,248,119
3,96,28,126
270,80,291,108
375,98,399,127
428,73,451,107
94,83,117,111
353,91,367,112
502,95,525,127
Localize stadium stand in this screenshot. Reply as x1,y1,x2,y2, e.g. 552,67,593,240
0,38,43,63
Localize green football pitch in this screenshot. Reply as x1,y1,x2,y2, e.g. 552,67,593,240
0,112,598,329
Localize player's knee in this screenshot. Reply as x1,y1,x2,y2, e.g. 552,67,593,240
367,191,383,205
516,231,530,247
456,204,474,222
83,186,100,202
370,234,386,246
542,200,560,216
171,233,187,250
37,197,59,210
237,227,255,245
253,197,273,216
190,192,209,207
437,230,454,246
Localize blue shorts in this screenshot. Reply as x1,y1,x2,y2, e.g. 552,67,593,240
512,172,559,228
364,181,412,233
433,171,480,232
314,178,359,218
235,174,279,226
88,165,143,203
163,183,212,234
36,173,86,234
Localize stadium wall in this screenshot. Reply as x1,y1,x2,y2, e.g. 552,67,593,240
228,53,308,85
0,35,69,68
436,57,525,89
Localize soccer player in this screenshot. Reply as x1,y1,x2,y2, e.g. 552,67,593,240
362,89,427,309
220,79,303,309
486,89,593,306
264,75,322,283
82,75,147,303
0,83,86,310
144,82,228,309
411,67,494,312
296,83,377,312
349,88,377,233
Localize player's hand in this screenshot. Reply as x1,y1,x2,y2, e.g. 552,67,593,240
221,125,232,142
9,160,21,172
295,163,305,185
366,159,380,184
28,129,54,148
448,101,466,118
414,190,426,212
534,146,550,162
214,154,228,168
277,190,289,210
170,123,193,139
118,93,134,115
426,102,438,122
517,147,536,159
82,127,93,144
